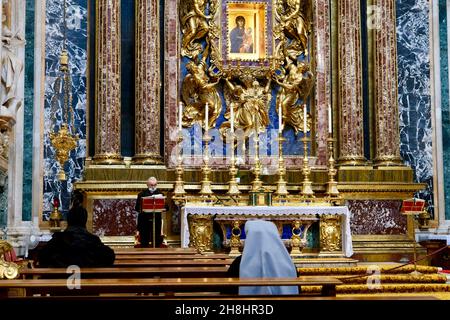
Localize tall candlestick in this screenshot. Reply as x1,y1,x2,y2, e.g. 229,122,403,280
205,102,209,129
303,105,307,133
230,105,234,133
178,102,182,131
328,104,332,134
278,105,282,133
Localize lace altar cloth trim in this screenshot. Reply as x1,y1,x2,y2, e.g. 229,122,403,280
181,206,353,257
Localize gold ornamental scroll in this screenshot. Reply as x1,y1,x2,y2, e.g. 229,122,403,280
337,0,366,166
187,214,214,253
319,214,342,253
134,0,162,164
373,0,403,166
93,0,123,164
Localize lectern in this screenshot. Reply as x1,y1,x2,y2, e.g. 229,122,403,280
141,195,166,248
400,198,426,275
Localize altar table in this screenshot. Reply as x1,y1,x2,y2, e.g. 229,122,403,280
181,205,353,257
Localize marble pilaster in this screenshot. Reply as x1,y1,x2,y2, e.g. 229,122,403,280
337,0,366,165
164,0,179,167
93,0,122,164
373,0,403,166
313,0,332,166
3,0,29,253
134,0,162,164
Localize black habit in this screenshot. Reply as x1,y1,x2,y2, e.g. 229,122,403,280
135,188,163,247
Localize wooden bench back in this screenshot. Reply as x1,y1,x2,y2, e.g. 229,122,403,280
0,276,342,297
21,266,229,279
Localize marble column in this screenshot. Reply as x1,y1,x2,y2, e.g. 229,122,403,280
133,0,162,164
337,0,366,165
314,0,332,166
164,0,180,166
373,0,403,166
93,0,123,164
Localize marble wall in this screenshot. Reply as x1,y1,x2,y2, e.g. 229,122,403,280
348,200,407,235
396,0,433,214
438,0,450,220
43,0,87,220
92,199,137,237
22,0,35,221
92,198,180,236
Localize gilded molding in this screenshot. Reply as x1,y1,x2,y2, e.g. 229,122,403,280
373,0,402,166
134,0,162,164
93,0,123,164
337,0,366,165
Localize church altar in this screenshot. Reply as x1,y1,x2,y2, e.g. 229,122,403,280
181,205,353,257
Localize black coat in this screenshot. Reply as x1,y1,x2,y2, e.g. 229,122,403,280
37,226,115,268
135,188,162,213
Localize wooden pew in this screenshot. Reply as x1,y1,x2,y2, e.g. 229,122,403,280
0,276,342,297
114,254,231,260
113,259,235,267
113,248,198,255
21,266,229,279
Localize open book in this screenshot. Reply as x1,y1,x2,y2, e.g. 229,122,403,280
400,198,426,214
141,195,166,212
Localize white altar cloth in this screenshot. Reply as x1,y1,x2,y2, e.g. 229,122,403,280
181,205,353,257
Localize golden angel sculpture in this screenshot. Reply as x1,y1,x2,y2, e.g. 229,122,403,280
221,77,272,137
179,0,211,58
181,60,221,129
275,0,311,56
273,57,314,133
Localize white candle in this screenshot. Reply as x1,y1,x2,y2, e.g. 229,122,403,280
178,102,182,131
328,104,332,134
205,103,209,129
303,105,307,133
278,105,282,133
230,105,234,133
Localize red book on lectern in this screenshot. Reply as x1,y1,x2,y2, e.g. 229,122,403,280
400,198,425,215
141,196,165,212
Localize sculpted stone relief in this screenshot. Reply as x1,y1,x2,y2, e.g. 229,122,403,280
179,0,314,137
0,130,8,161
1,0,24,113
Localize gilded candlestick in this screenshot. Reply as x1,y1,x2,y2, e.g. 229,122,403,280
275,133,288,197
227,134,241,196
251,130,263,191
300,136,314,198
326,134,339,198
173,132,186,199
200,132,213,196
